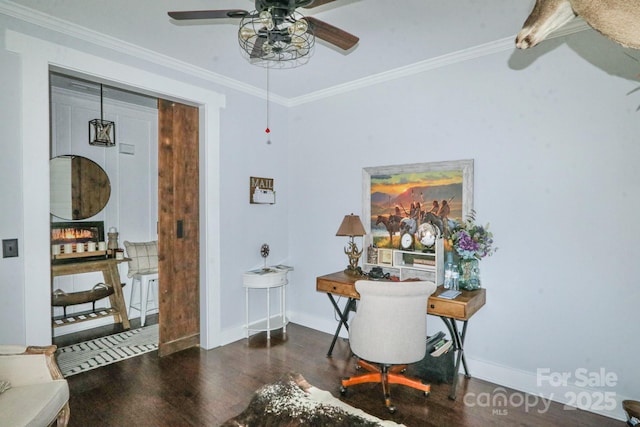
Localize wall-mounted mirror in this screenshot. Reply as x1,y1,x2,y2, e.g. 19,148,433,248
50,155,111,220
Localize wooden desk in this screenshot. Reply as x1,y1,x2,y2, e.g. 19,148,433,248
51,258,131,330
316,271,486,399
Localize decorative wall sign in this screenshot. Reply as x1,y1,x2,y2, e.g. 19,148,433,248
362,160,474,249
250,176,276,204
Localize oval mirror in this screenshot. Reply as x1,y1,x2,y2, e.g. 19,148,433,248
50,155,111,220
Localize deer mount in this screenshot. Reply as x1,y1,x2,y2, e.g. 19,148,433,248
516,0,640,50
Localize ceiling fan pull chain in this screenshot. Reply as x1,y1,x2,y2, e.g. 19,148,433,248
265,65,271,144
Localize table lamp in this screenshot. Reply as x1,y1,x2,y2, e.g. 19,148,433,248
336,213,366,276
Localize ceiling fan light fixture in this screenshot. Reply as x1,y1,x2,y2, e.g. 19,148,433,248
238,10,314,68
259,10,274,30
169,1,359,61
291,35,307,50
289,18,308,36
262,42,273,54
239,27,256,41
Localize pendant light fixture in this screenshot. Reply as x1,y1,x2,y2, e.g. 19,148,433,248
89,84,116,147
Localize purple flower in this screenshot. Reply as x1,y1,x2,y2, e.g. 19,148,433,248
447,212,497,260
457,231,479,252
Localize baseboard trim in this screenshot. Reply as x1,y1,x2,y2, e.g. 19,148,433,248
158,333,199,357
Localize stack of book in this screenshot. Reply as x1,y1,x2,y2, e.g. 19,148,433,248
426,331,453,357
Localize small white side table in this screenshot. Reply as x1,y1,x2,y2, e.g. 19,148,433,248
243,265,292,339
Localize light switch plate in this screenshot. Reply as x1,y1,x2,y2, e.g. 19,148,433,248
2,239,18,258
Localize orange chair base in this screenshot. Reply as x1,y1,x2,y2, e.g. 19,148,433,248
341,359,430,411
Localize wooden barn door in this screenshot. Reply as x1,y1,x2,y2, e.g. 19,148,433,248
157,99,200,357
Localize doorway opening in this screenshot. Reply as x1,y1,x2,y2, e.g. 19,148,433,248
48,72,200,357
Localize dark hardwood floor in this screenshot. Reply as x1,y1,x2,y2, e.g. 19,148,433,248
54,321,622,427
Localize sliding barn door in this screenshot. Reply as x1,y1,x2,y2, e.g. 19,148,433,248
157,99,200,357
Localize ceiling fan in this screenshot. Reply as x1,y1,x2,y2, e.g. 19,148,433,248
168,0,359,65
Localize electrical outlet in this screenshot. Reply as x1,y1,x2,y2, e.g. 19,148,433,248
2,239,18,258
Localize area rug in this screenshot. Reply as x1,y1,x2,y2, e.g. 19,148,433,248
56,324,158,377
221,372,405,427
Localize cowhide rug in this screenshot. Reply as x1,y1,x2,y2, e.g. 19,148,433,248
221,372,404,427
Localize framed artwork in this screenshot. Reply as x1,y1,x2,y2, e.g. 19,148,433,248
51,221,106,263
362,160,474,250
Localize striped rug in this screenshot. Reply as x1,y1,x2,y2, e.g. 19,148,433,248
56,324,158,377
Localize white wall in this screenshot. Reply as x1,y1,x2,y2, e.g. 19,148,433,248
287,31,640,420
217,89,291,340
0,40,25,344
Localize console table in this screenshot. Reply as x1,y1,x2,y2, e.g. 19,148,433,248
243,266,292,340
51,258,130,330
316,271,486,399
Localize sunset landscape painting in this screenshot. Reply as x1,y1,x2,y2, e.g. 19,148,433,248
362,160,474,249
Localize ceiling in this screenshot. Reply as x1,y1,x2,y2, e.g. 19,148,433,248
7,0,569,99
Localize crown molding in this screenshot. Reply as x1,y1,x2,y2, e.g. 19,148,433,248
288,18,591,106
1,0,589,107
288,38,515,106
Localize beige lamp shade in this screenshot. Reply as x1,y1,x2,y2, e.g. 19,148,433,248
336,214,366,237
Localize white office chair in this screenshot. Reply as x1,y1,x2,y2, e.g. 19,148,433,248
340,279,437,413
124,240,159,327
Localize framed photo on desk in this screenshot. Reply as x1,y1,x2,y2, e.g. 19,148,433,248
362,160,474,249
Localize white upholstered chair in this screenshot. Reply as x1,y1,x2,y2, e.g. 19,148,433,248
0,345,70,426
340,279,437,413
124,240,159,327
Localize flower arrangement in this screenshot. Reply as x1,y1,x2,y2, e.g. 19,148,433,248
447,210,497,261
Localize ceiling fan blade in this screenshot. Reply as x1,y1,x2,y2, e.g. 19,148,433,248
168,10,249,20
306,16,359,50
303,0,338,8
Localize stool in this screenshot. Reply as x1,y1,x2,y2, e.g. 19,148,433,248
624,400,640,426
129,272,159,327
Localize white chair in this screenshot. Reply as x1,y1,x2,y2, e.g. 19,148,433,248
340,279,437,413
0,345,70,426
129,272,159,327
124,240,159,327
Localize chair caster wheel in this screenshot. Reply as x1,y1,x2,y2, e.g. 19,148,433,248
424,391,430,397
387,405,396,414
339,386,347,395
